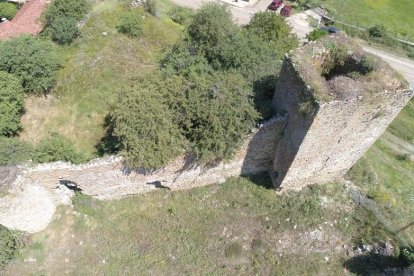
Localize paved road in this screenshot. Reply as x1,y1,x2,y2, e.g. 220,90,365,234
171,0,414,88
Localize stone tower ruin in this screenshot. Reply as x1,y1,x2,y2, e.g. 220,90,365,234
271,35,413,190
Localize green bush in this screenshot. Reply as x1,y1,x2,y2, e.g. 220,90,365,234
368,24,388,38
42,0,89,45
0,225,21,269
117,11,144,38
0,71,25,136
42,0,89,26
0,36,60,95
113,76,184,169
47,17,80,44
247,11,298,54
0,137,34,165
306,28,329,41
165,71,258,163
169,6,193,25
401,247,414,265
0,2,17,20
33,133,85,164
143,0,158,16
188,3,236,58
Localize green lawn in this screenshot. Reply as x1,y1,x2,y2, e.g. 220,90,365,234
20,0,182,159
309,0,414,40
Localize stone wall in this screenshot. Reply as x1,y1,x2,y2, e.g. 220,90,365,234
271,36,413,189
0,117,286,232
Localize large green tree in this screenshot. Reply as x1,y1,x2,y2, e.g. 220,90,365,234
0,36,60,94
0,71,25,136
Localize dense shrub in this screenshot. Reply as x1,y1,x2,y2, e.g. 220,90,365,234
187,3,236,59
142,0,158,16
306,28,328,41
0,71,25,136
42,0,89,26
0,137,34,165
117,11,144,38
166,71,258,163
160,41,213,77
42,0,89,44
33,134,85,164
247,11,298,54
0,36,60,94
401,247,414,265
368,24,388,38
0,2,17,20
113,77,184,169
169,6,193,25
0,225,21,269
48,17,80,44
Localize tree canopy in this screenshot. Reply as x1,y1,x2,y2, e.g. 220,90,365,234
0,36,60,94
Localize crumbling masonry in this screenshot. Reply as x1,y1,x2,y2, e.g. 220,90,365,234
271,35,412,189
0,35,412,233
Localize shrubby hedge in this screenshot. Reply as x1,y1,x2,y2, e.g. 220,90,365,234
0,2,17,20
42,0,90,44
0,137,33,166
0,71,25,136
117,10,144,38
0,225,21,269
0,36,60,95
33,133,85,164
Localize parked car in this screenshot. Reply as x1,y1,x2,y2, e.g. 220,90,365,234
280,5,292,17
268,0,283,11
320,26,341,33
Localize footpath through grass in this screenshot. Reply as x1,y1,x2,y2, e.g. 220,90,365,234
308,0,414,41
20,0,182,159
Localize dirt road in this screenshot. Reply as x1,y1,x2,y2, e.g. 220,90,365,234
170,0,414,88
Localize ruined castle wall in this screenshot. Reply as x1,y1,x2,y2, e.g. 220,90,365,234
271,57,316,188
277,90,413,190
271,50,413,190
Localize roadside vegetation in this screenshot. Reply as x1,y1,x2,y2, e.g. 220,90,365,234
301,0,414,58
0,2,17,20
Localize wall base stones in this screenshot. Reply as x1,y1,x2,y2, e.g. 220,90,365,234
0,116,286,232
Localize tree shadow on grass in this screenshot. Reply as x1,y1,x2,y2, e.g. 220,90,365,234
343,253,407,275
96,114,120,156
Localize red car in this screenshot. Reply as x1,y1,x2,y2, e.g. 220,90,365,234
268,0,283,11
280,5,292,17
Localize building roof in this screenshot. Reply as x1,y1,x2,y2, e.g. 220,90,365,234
0,0,48,40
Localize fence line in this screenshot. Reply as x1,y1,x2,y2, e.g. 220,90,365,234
322,15,414,47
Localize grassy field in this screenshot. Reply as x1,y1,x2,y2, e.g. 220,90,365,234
348,98,414,244
20,0,182,159
309,0,414,40
3,176,405,275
